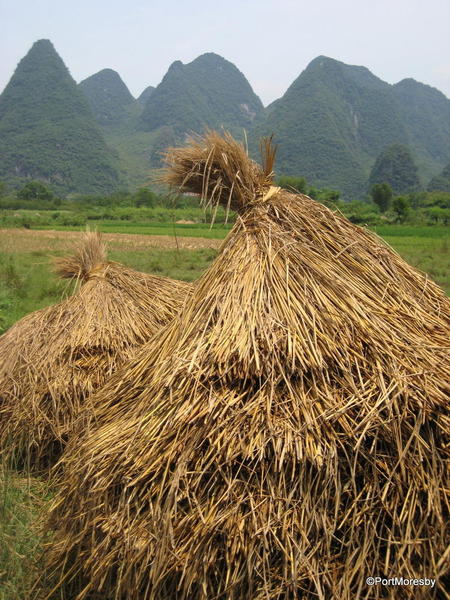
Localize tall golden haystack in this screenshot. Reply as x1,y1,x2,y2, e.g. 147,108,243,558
0,232,192,470
45,133,449,599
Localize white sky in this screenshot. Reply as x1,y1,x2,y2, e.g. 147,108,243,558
1,0,450,105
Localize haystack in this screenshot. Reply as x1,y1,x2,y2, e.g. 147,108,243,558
45,133,449,599
0,232,192,470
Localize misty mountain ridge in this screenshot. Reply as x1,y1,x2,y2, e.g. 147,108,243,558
252,55,450,197
74,53,450,196
139,53,264,139
2,41,450,197
74,52,266,178
0,39,121,194
137,85,155,106
78,68,139,127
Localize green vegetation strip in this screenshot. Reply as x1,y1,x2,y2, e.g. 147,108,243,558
33,221,232,238
25,222,450,240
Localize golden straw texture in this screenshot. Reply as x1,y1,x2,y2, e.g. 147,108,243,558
45,134,449,599
0,232,192,471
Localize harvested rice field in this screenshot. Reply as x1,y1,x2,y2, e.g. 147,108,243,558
0,229,219,334
0,196,448,599
1,225,448,335
0,227,222,253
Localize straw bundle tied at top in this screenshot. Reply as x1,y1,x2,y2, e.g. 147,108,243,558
0,231,192,471
45,133,449,599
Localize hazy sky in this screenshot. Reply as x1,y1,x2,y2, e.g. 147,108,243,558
1,0,450,105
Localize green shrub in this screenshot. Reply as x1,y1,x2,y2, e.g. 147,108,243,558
59,215,86,226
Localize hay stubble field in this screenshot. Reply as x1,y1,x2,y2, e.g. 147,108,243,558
0,221,449,599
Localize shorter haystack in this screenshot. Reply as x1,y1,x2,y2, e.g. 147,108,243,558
0,232,192,470
45,134,449,599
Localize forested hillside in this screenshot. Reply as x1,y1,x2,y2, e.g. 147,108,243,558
428,162,450,191
0,40,121,194
2,42,450,198
137,85,155,106
252,56,450,197
392,78,450,180
139,53,264,139
368,144,421,194
78,68,140,127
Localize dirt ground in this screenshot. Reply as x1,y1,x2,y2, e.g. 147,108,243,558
0,228,223,253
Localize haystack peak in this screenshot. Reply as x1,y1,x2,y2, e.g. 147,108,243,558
46,132,450,600
0,232,192,471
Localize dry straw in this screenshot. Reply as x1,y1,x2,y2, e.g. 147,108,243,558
45,133,449,599
0,231,192,471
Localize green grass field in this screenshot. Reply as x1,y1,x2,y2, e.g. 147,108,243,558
373,226,449,294
0,223,448,598
33,221,450,242
34,221,234,238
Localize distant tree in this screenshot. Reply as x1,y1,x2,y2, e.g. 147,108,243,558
17,181,55,203
300,184,341,205
343,201,382,225
369,144,421,195
423,191,450,209
316,188,340,204
407,191,425,210
392,196,410,222
425,206,450,225
370,183,393,213
134,188,156,208
108,189,132,206
277,175,307,194
428,162,450,192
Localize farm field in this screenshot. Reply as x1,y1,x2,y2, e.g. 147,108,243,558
1,224,448,334
0,223,448,599
0,228,220,333
33,220,234,238
375,225,449,294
